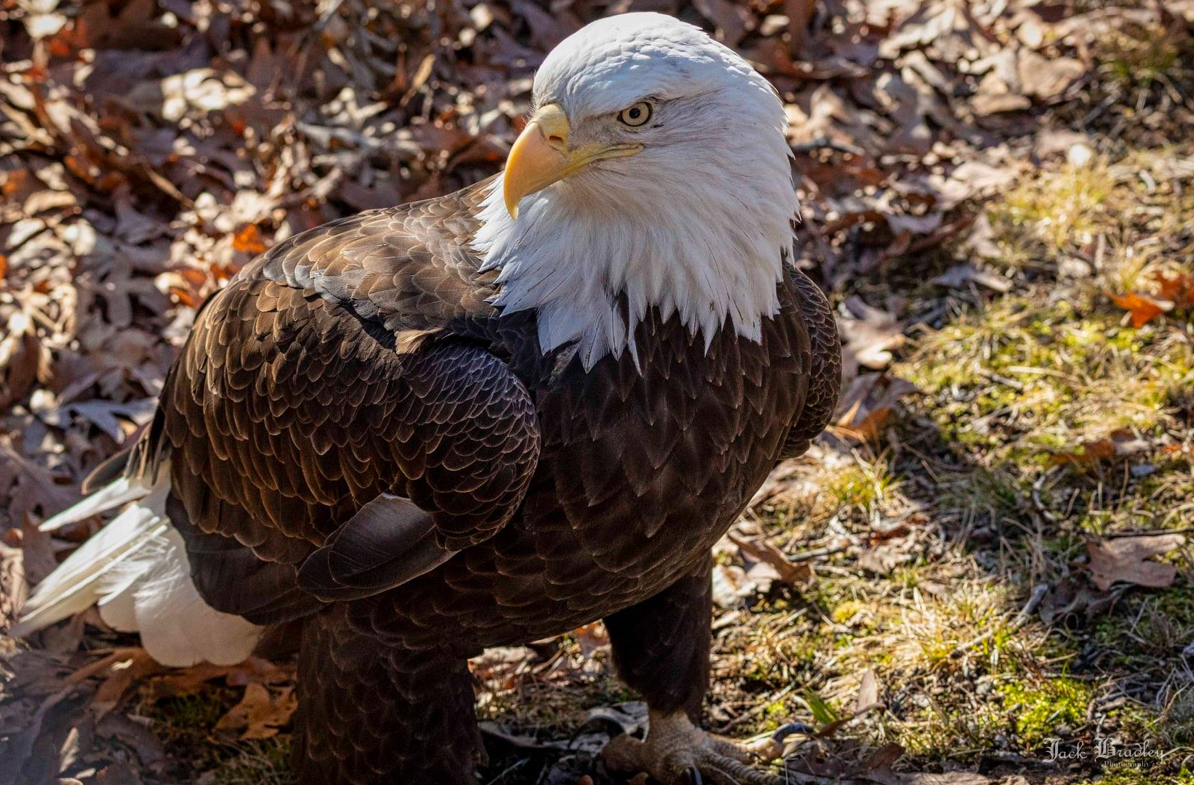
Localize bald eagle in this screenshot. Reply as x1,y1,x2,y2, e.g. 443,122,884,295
15,13,840,785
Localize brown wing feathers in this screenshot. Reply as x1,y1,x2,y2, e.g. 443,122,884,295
155,183,541,622
298,494,452,602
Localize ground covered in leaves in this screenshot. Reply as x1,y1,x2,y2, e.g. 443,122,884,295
2,0,1194,784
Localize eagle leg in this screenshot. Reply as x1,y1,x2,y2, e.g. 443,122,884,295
294,606,482,785
602,557,794,784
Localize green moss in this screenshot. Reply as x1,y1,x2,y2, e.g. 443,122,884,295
831,599,868,626
1150,584,1194,628
825,460,897,515
918,630,957,665
999,677,1093,747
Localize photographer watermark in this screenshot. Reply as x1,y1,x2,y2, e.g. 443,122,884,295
1044,737,1163,764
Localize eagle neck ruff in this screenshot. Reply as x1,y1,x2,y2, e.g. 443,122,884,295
472,165,798,373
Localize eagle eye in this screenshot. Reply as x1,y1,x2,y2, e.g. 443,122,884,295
617,102,652,128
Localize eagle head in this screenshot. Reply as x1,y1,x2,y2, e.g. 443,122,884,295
474,13,798,371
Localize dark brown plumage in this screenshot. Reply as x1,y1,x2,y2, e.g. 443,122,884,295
16,16,844,782
118,173,841,784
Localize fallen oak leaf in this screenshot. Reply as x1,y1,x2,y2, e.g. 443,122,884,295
839,296,905,376
832,374,919,443
1038,576,1120,626
89,649,163,718
572,621,610,659
1086,534,1184,592
150,656,292,697
1017,49,1085,101
837,406,894,443
214,682,297,740
1109,291,1169,328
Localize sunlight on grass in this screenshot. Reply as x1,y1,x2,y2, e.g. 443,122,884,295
901,288,1190,474
991,161,1115,252
999,677,1093,747
825,455,900,517
856,146,1194,774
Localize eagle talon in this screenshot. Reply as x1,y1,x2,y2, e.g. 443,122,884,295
602,710,786,785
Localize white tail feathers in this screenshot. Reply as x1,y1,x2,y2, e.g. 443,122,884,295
38,475,150,532
13,465,262,667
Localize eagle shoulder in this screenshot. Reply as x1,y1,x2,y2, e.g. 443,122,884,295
245,175,500,333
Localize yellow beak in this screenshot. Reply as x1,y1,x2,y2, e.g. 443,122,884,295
502,103,643,219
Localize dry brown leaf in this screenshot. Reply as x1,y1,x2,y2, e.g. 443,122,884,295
1017,50,1085,101
572,621,610,659
903,775,991,785
150,657,292,697
691,0,747,47
839,406,894,442
1038,576,1118,626
727,532,812,586
833,373,921,444
711,562,762,607
232,224,267,255
0,540,26,626
1154,271,1194,308
1109,291,1169,328
1086,535,1184,592
839,296,905,376
215,683,297,740
0,310,41,411
1050,438,1117,466
89,650,163,718
1051,431,1155,466
853,668,881,715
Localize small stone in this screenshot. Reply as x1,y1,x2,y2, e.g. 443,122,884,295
1067,143,1095,168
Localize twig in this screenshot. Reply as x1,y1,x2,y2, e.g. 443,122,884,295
976,367,1024,391
1032,467,1060,524
1103,526,1194,538
787,543,849,562
717,684,795,732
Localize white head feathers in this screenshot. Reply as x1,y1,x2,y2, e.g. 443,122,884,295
473,13,798,370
